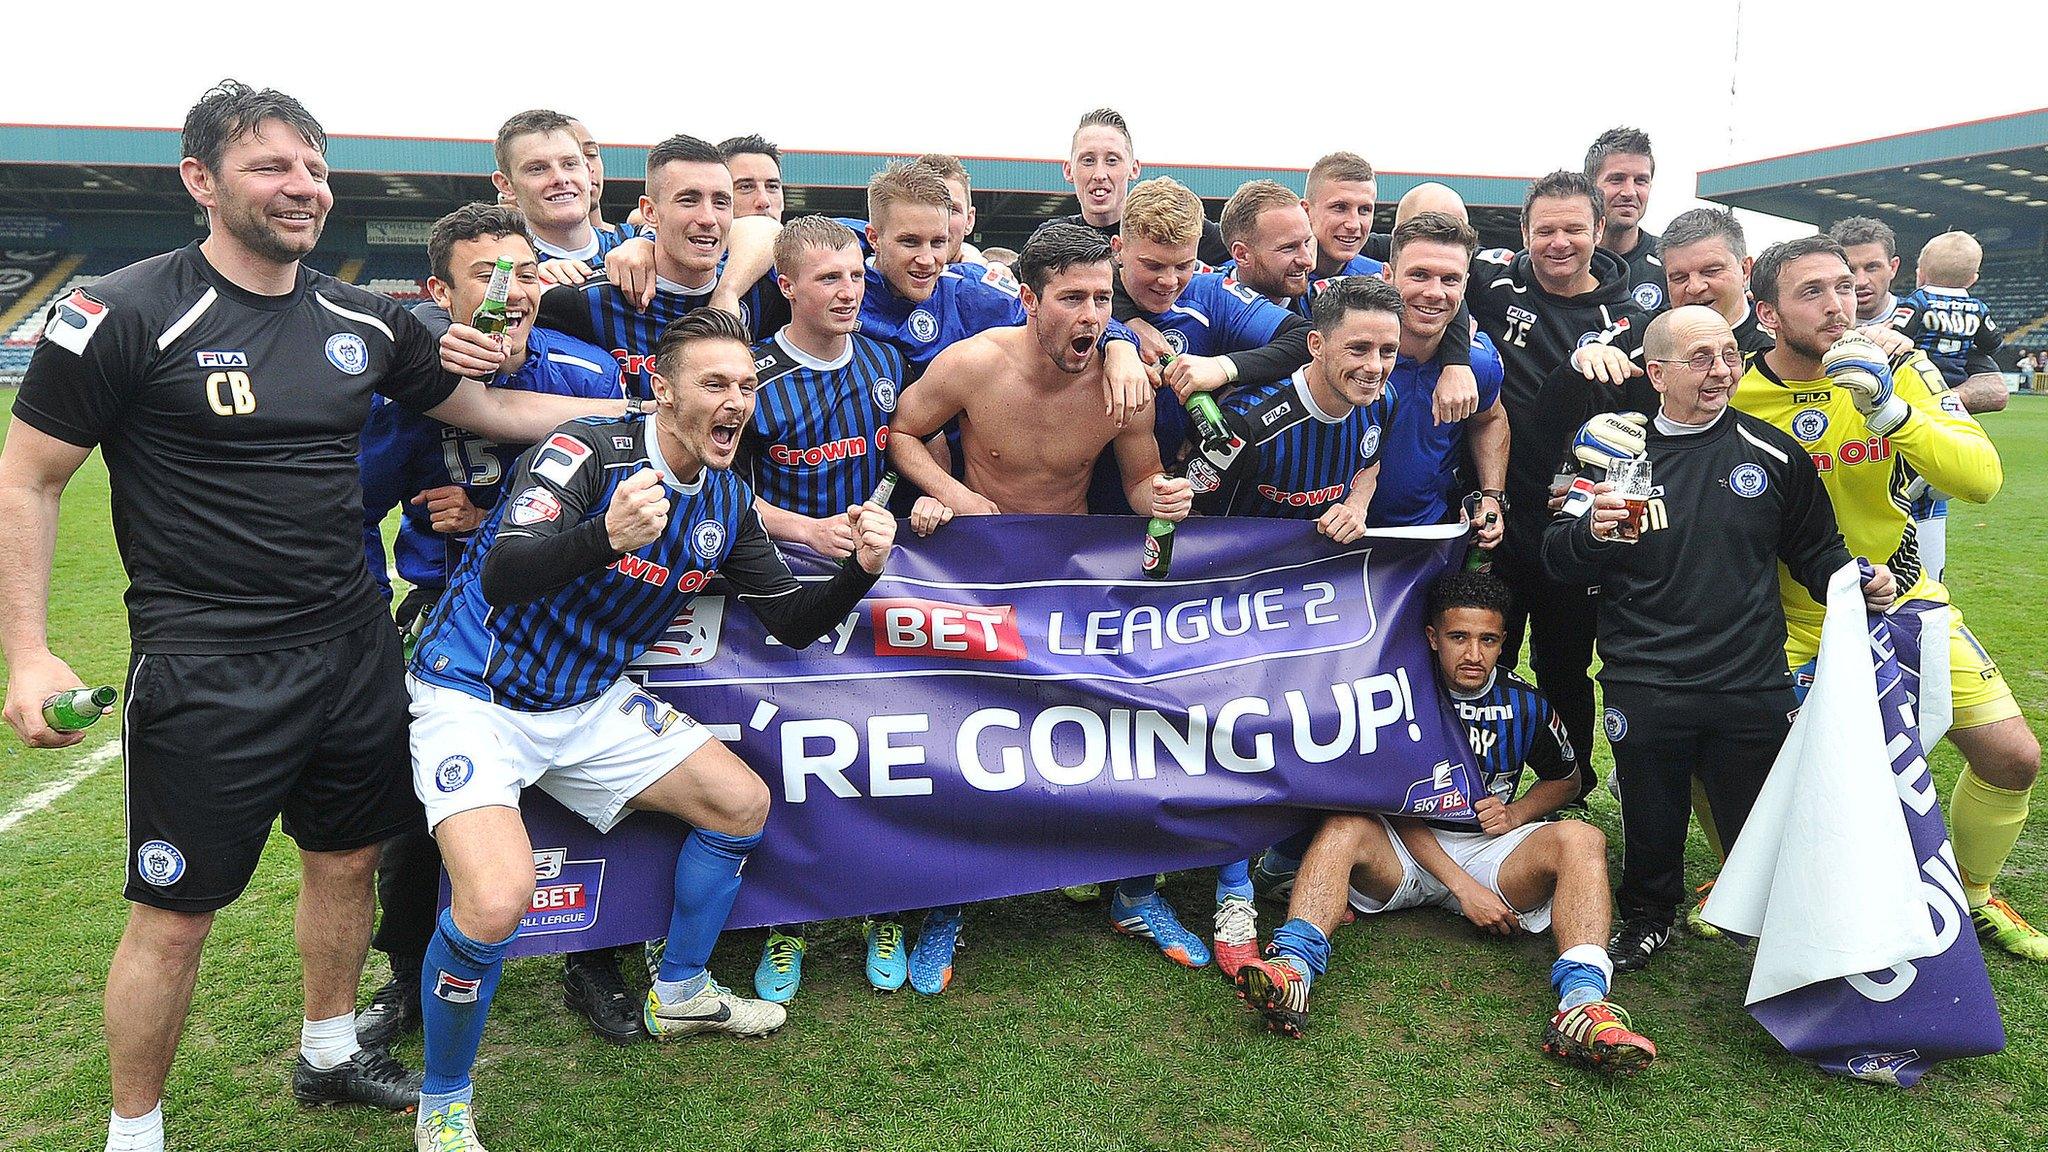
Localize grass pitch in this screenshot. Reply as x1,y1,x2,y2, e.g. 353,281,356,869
2,393,2044,1152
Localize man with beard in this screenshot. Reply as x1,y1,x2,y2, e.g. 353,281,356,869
1732,236,2044,966
0,81,641,1152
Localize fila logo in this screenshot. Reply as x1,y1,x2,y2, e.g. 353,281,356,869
532,434,592,484
196,350,248,368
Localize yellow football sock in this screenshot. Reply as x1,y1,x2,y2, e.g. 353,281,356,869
1950,767,2032,908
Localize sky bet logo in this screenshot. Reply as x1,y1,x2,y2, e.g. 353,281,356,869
871,598,1025,662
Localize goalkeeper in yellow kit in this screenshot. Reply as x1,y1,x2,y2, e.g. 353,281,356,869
1733,235,2043,961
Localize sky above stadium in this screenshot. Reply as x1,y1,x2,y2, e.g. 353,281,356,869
6,0,2044,246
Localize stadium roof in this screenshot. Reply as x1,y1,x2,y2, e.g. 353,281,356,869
1698,106,2048,258
0,124,1535,249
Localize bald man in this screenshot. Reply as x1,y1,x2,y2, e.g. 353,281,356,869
1543,306,1895,972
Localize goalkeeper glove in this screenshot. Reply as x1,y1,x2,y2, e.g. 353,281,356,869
1572,410,1649,468
1821,332,1910,436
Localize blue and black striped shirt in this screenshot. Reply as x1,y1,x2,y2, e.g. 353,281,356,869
744,329,904,519
1187,368,1394,519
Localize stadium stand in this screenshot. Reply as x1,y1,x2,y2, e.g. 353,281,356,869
0,251,156,384
1978,263,2048,350
1700,106,2048,362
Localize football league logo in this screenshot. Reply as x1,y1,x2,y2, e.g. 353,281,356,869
509,487,561,527
908,309,939,343
435,755,474,793
137,839,186,887
692,519,726,558
1728,463,1769,498
325,332,369,375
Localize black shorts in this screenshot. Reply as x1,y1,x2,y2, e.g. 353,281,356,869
123,615,422,912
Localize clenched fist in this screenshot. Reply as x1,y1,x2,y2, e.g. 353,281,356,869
846,502,898,575
605,468,671,552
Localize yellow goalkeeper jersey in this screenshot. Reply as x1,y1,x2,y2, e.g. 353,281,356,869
1731,349,2002,625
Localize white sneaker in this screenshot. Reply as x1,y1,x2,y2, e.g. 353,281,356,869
416,1100,488,1152
644,979,787,1039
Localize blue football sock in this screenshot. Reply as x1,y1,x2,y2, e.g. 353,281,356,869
1270,917,1330,982
420,908,513,1097
1113,876,1158,904
1551,944,1613,1011
657,827,763,984
1265,828,1316,873
1216,859,1254,903
652,971,711,1004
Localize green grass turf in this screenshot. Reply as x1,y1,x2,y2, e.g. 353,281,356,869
1,392,2043,1151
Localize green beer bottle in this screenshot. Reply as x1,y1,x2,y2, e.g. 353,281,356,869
1185,391,1231,452
1142,515,1176,579
1460,493,1499,573
1156,351,1234,451
471,256,516,336
44,685,117,732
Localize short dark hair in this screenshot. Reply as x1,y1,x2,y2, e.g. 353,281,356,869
647,134,726,197
653,308,751,379
1827,215,1896,259
182,79,325,174
1017,221,1114,295
494,109,577,175
1522,169,1603,229
428,203,533,284
1390,210,1479,263
1658,207,1748,263
718,134,781,165
1750,236,1848,308
1309,274,1404,337
1073,108,1133,152
1584,126,1654,179
1428,570,1512,624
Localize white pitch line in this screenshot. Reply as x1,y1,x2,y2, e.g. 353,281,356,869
0,741,120,835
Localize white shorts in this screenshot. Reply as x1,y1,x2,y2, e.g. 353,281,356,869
408,675,713,833
1348,816,1555,934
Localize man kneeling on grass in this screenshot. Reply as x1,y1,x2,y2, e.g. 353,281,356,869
1235,571,1657,1071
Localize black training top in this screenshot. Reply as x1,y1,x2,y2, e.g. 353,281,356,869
15,243,458,653
1541,409,1850,692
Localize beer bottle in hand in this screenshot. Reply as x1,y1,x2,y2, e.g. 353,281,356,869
44,686,117,732
471,256,516,335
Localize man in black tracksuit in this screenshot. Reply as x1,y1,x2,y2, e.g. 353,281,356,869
1467,170,1650,773
1542,306,1898,973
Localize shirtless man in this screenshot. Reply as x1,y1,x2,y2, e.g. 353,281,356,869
891,221,1194,527
884,222,1197,992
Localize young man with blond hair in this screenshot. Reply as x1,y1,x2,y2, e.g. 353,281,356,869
915,153,986,267
738,216,914,1000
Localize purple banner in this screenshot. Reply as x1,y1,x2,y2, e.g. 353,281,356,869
489,518,1475,959
1746,602,2005,1085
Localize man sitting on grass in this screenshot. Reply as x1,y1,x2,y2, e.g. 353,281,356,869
1235,571,1657,1071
